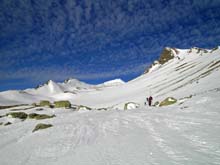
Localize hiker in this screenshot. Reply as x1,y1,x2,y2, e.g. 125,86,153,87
147,96,153,106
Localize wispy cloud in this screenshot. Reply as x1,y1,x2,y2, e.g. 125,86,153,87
0,0,220,89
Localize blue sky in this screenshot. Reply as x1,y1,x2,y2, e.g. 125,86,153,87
0,0,220,91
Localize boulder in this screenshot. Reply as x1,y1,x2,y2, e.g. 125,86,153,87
28,113,55,120
32,123,53,132
4,122,12,126
31,103,38,107
39,100,51,107
6,112,28,120
159,97,177,106
153,101,160,107
124,102,140,110
77,105,92,111
54,101,71,108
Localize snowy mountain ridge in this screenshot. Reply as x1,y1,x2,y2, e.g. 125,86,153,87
0,46,220,165
0,46,219,107
144,46,218,74
101,79,125,86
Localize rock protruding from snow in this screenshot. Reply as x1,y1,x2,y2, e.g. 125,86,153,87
77,105,92,111
158,47,177,64
124,102,140,110
159,97,177,106
144,47,177,74
144,47,181,73
54,100,71,108
210,46,220,53
144,46,213,74
188,47,210,54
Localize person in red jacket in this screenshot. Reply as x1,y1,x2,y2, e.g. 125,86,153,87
147,96,153,106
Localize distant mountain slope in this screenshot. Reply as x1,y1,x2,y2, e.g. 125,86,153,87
96,79,125,87
59,78,93,91
0,46,219,107
72,46,220,108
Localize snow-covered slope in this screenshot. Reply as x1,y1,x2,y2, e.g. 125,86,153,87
0,47,220,108
29,80,64,95
0,46,220,165
71,46,220,108
96,78,125,87
59,78,93,91
103,79,125,86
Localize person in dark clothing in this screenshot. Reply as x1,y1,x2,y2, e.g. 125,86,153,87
147,96,153,106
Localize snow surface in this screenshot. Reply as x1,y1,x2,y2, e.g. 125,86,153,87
0,47,220,164
0,91,220,165
103,79,125,86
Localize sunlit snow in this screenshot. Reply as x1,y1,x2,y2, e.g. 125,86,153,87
0,47,220,165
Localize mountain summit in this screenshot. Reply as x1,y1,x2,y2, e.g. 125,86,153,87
144,46,218,74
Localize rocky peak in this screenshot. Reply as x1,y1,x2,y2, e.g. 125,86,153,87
144,47,179,74
158,47,178,65
188,47,209,54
